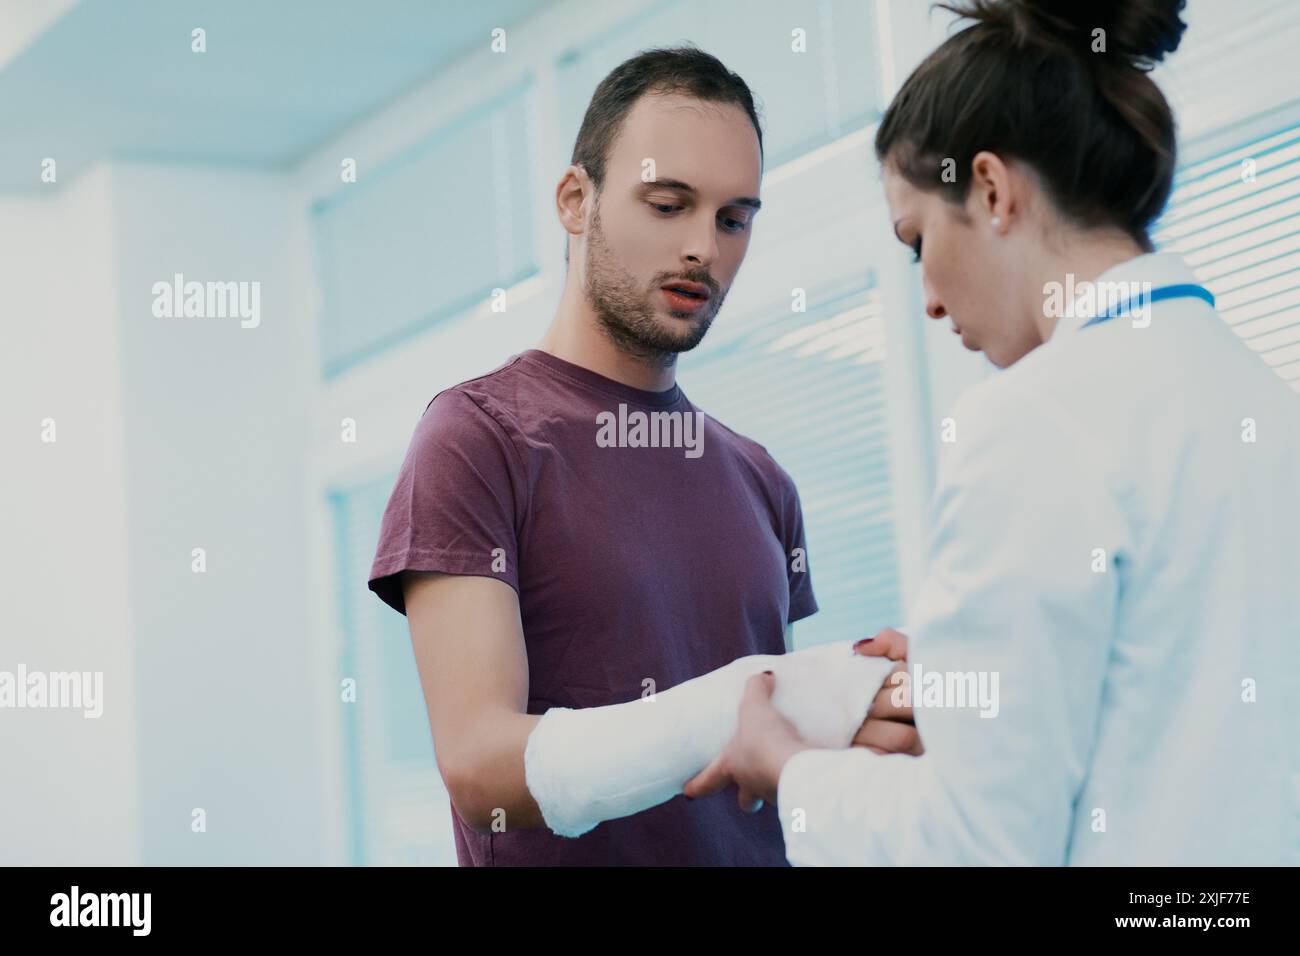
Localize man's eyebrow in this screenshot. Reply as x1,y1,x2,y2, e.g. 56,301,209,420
640,177,762,211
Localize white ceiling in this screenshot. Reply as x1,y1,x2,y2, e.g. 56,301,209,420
0,0,549,193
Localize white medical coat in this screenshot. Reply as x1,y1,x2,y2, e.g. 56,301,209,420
779,252,1300,865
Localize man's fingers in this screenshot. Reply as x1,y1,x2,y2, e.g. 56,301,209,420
851,718,922,754
683,752,731,800
851,718,924,755
867,662,914,722
854,627,909,662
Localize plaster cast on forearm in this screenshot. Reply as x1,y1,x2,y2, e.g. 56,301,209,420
523,640,895,838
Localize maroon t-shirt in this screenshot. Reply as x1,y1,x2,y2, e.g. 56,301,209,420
368,348,817,866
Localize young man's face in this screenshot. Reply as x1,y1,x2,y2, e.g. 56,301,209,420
582,91,763,361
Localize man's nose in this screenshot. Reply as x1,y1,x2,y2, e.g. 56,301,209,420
681,215,719,269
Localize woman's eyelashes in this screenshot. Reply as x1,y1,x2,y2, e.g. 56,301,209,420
910,237,923,263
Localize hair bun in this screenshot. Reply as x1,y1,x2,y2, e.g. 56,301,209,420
1011,0,1188,69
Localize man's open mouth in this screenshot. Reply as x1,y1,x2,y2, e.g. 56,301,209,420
662,282,710,300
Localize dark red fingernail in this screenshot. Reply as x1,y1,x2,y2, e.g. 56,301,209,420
762,669,774,675
853,638,874,649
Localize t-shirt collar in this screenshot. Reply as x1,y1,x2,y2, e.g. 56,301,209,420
519,349,686,408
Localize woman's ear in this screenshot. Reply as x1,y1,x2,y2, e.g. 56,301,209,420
555,165,592,238
968,150,1013,232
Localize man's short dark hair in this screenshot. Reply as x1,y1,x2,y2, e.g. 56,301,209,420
570,46,764,192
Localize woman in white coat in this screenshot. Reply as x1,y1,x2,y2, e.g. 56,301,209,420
685,0,1300,865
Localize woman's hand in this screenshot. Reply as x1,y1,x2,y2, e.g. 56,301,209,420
682,671,811,810
683,628,924,812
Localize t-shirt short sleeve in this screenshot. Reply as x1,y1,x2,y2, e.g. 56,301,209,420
776,464,818,625
368,388,525,615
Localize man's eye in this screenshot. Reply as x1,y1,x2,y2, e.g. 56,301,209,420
720,216,748,233
650,202,680,214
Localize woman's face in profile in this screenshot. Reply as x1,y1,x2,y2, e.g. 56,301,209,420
883,160,1043,368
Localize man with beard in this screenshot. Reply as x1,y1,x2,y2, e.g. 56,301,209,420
367,47,916,866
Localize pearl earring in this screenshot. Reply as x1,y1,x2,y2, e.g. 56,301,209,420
991,216,1002,228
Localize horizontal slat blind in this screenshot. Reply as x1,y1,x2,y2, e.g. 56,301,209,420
1154,120,1300,391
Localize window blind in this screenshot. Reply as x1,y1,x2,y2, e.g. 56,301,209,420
1154,117,1300,391
312,83,539,379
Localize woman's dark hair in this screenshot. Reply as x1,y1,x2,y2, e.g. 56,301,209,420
570,45,764,192
875,0,1188,250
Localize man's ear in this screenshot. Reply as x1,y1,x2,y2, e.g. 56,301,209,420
968,150,1014,230
555,164,592,239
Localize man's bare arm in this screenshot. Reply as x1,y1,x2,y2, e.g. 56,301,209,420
403,570,545,831
407,573,917,835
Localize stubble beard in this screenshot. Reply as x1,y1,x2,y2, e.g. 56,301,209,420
583,206,722,368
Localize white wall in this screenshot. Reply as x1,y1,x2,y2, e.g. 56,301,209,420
106,163,325,864
0,165,140,865
1,160,331,865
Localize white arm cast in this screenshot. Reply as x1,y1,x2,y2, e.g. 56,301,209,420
523,640,895,838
